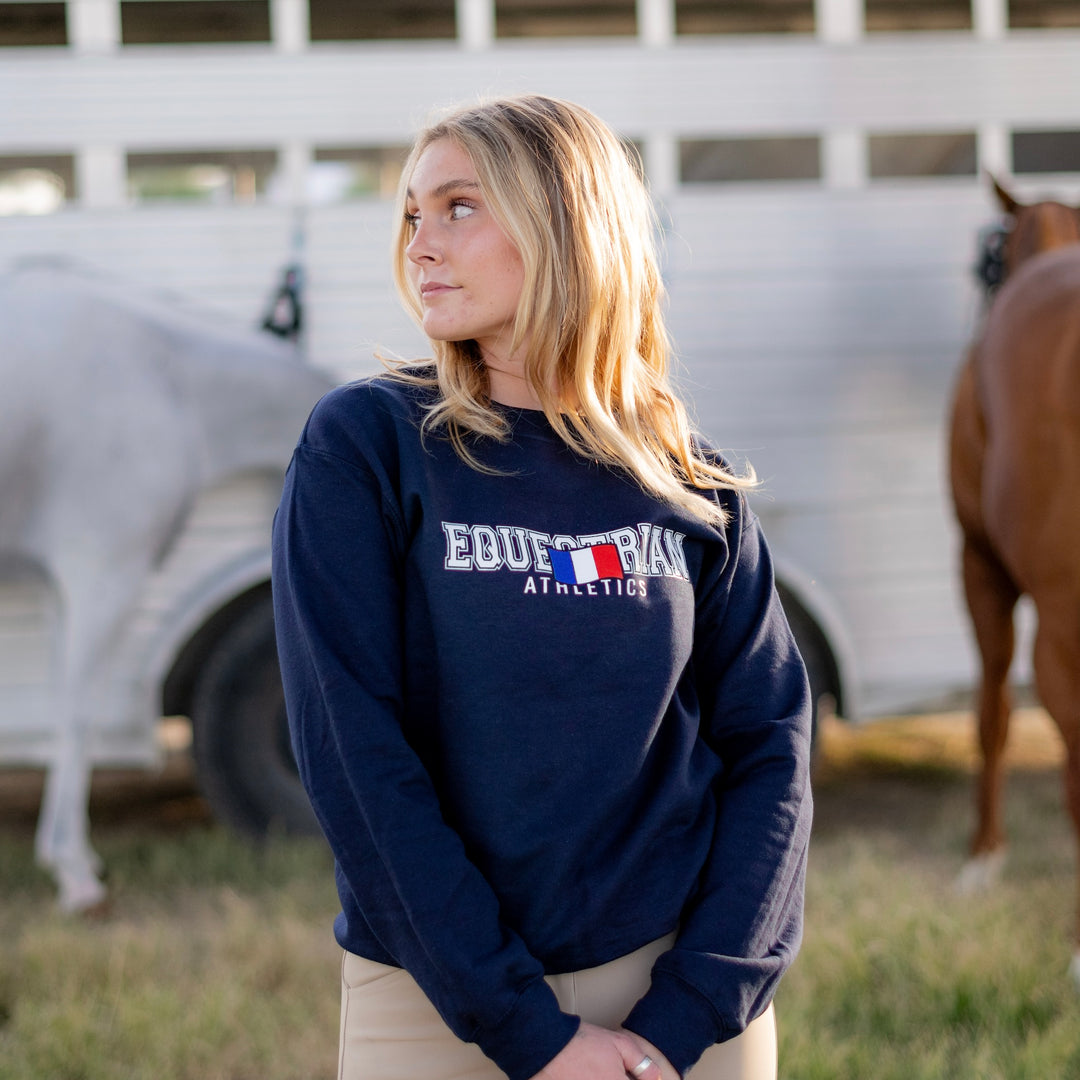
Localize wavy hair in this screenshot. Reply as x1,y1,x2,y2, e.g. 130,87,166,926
388,94,755,525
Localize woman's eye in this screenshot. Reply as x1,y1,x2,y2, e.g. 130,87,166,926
450,201,476,220
404,211,420,229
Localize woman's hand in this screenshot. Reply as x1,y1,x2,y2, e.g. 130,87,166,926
529,1022,669,1080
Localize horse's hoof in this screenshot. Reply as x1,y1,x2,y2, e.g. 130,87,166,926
955,850,1006,894
55,868,108,915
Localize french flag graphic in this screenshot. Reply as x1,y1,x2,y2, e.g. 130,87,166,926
547,543,625,585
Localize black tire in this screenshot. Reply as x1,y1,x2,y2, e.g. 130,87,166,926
191,594,319,837
776,585,837,751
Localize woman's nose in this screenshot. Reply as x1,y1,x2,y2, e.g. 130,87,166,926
406,221,440,264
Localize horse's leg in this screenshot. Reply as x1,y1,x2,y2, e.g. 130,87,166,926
1064,738,1080,988
34,566,147,912
1029,600,1080,984
957,536,1019,892
34,683,107,912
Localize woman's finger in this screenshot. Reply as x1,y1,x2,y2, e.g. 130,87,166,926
617,1030,678,1080
617,1034,667,1080
624,1052,663,1080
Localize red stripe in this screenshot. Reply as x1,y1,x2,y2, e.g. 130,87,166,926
592,543,624,579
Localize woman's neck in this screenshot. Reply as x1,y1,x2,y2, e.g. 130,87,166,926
482,345,544,410
487,373,543,410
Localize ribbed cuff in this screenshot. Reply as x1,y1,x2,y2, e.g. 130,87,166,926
473,976,580,1080
622,970,725,1078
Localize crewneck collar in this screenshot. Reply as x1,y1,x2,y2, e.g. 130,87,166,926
489,399,556,434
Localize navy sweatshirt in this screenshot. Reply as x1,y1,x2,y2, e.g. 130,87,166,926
271,374,812,1080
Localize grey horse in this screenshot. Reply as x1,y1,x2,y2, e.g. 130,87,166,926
0,262,332,909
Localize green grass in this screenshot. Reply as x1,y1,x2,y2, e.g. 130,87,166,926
778,720,1080,1079
0,815,342,1080
2,715,1080,1079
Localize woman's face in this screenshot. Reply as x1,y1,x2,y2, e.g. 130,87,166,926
404,139,526,363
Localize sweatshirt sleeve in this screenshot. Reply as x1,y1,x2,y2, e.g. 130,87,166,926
271,403,579,1080
622,495,813,1076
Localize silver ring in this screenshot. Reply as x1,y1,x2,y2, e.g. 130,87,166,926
631,1057,654,1078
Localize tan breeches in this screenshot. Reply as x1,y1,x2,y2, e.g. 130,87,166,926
339,935,777,1080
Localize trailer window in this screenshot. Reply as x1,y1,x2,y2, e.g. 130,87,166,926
0,2,66,45
865,0,972,31
0,154,74,214
868,132,977,178
126,150,277,203
311,147,409,201
675,0,814,35
309,0,455,40
120,1,270,44
679,137,821,183
495,0,636,37
1012,130,1080,174
1008,0,1080,27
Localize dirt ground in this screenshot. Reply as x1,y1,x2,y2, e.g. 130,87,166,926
0,732,211,833
815,705,1065,778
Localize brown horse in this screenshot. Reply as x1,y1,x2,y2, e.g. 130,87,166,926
949,177,1080,979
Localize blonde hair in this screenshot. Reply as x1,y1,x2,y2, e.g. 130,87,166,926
389,93,755,525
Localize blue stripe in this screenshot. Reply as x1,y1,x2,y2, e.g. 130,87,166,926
547,548,577,584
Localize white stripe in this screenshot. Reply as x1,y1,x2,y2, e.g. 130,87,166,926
569,548,599,584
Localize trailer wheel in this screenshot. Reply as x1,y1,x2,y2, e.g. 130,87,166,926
191,594,318,837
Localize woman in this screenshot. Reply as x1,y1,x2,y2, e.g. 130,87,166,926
272,94,812,1080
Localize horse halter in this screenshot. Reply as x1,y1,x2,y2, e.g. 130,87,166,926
974,219,1011,298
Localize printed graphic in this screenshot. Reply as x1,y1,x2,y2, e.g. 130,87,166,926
441,520,689,580
441,519,688,599
547,543,625,585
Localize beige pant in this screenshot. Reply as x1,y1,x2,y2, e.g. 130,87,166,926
339,935,777,1080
